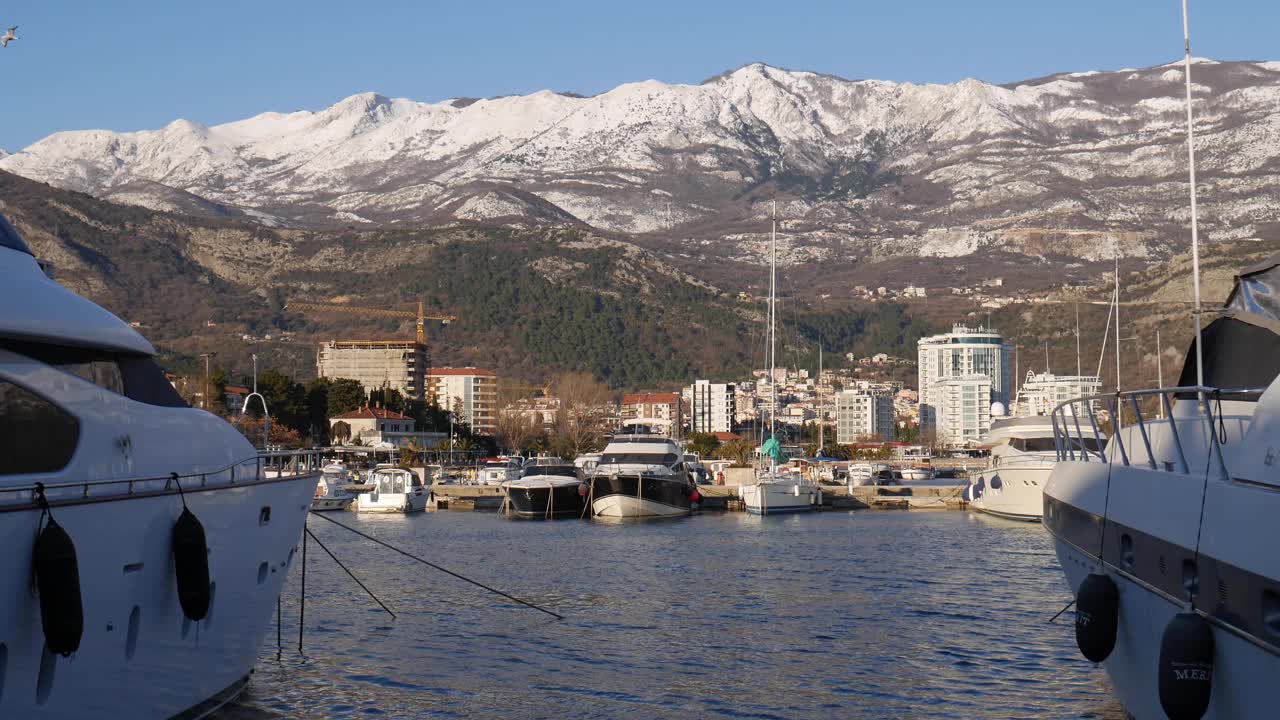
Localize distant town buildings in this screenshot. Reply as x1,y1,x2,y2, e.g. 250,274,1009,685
426,367,498,435
835,389,895,443
687,380,736,434
917,324,1012,444
328,404,446,449
316,340,427,401
1015,371,1102,417
621,392,683,429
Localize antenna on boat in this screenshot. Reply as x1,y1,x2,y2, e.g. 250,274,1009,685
1114,248,1122,393
1182,0,1206,389
769,200,778,469
1075,301,1082,377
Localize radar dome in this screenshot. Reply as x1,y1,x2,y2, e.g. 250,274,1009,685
990,401,1007,417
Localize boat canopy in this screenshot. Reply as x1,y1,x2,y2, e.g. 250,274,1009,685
1178,253,1280,397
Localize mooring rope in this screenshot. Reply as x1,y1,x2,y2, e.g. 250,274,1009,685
308,510,564,620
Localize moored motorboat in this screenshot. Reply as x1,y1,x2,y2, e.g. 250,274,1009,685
311,462,358,511
588,428,697,518
503,458,585,519
967,415,1077,522
354,465,428,513
0,214,320,719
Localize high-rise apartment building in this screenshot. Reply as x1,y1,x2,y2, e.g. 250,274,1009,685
425,367,498,435
687,380,736,434
917,324,1012,431
836,389,895,443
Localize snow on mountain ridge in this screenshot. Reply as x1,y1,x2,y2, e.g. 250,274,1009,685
4,59,1280,263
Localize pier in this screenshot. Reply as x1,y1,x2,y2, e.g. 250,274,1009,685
427,482,968,512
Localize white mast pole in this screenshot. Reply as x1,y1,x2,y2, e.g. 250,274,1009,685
1182,0,1206,390
1075,301,1082,377
1114,251,1122,393
769,201,777,448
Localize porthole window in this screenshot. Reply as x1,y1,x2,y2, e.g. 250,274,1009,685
0,379,80,475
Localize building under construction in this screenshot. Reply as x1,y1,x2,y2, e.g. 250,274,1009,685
316,340,427,401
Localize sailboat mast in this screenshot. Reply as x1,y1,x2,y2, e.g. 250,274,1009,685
1182,0,1206,389
817,344,824,455
1075,301,1082,378
769,200,777,443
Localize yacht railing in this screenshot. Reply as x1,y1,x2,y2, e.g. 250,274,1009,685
1050,386,1266,480
1,448,326,509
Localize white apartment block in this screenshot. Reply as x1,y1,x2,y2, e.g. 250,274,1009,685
1015,371,1102,416
317,340,428,400
426,367,498,435
687,380,736,433
931,374,993,446
917,324,1012,430
836,390,895,443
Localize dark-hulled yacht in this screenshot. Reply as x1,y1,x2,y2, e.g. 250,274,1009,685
588,425,698,518
503,458,585,519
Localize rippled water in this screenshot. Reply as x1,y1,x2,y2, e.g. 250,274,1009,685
221,510,1124,719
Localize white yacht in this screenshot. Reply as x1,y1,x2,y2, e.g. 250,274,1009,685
311,462,358,511
354,465,428,513
1046,256,1280,718
0,214,320,719
967,415,1075,522
587,427,697,518
740,203,819,515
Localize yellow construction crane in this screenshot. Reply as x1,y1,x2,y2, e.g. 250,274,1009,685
286,299,457,343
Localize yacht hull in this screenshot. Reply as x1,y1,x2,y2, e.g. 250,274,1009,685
740,482,819,515
506,484,587,519
0,473,317,720
1045,448,1280,718
968,463,1052,522
354,490,428,513
589,474,692,518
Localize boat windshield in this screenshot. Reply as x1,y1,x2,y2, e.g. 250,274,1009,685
599,453,680,465
1009,437,1098,452
375,471,420,493
521,464,577,478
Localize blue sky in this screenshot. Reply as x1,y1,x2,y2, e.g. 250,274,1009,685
0,1,1274,149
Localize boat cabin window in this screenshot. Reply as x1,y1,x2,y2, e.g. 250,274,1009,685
599,453,679,465
0,378,80,475
1008,437,1059,452
377,472,407,494
1,341,187,408
0,215,32,255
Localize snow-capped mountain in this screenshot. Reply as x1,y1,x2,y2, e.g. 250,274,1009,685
5,60,1280,263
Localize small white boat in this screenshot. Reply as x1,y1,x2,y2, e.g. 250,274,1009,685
311,463,358,511
354,465,429,513
898,466,934,482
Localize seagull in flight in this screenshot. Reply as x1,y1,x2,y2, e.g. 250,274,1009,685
0,27,17,48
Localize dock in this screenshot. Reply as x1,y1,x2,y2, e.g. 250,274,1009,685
427,482,968,512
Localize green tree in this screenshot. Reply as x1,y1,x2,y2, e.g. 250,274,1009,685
327,378,366,418
686,432,721,458
305,378,331,443
369,387,405,413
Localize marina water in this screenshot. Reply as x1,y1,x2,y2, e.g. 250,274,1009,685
228,511,1123,719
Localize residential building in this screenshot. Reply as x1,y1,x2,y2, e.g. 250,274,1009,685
931,374,993,446
426,367,498,435
687,380,736,434
620,392,683,429
328,405,445,449
1015,371,1102,416
917,324,1012,430
836,390,895,443
316,340,428,401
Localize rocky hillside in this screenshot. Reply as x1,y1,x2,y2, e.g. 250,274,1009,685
4,59,1279,291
